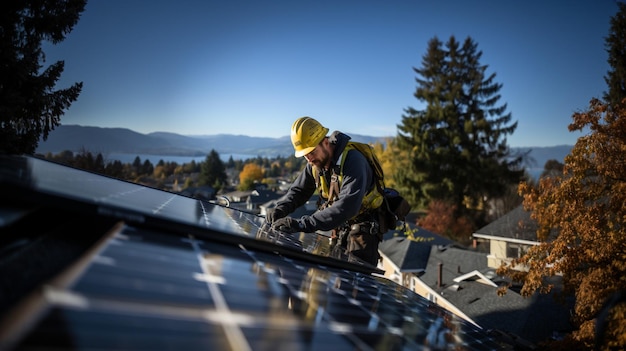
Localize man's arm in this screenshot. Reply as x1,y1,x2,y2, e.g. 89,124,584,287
273,164,317,215
299,150,373,231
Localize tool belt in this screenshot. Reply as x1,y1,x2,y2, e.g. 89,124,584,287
349,221,379,236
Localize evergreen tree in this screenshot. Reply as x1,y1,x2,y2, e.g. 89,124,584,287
397,36,524,228
226,156,235,169
604,2,626,109
0,0,86,154
106,160,125,179
199,149,227,191
141,159,153,176
132,156,142,173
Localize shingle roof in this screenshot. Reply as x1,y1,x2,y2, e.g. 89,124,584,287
473,205,539,241
419,246,573,343
379,227,453,272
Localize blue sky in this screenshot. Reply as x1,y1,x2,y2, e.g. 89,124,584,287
43,0,619,147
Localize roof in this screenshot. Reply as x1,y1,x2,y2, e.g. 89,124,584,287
473,205,539,242
248,189,283,203
0,155,514,350
379,227,453,273
418,245,573,343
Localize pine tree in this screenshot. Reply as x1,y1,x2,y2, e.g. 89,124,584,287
0,0,86,154
199,149,227,191
397,36,524,228
604,2,626,109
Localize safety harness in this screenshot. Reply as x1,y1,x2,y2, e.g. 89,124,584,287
313,142,383,220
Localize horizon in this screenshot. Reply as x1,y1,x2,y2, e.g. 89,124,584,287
52,123,576,149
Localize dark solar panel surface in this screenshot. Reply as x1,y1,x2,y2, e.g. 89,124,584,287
0,156,362,268
0,156,506,350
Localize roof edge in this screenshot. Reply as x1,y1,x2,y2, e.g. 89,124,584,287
472,233,539,246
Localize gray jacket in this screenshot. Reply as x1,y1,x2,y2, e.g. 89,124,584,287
275,131,376,232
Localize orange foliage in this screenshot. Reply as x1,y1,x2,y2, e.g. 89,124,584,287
497,99,626,349
239,163,264,184
418,200,474,243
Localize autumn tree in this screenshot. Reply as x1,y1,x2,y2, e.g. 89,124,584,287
199,149,228,191
540,159,564,179
498,99,626,350
371,137,408,190
396,36,525,233
0,0,86,154
498,6,626,348
417,200,473,244
238,163,264,191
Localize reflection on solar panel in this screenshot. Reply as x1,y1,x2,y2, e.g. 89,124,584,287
0,156,509,350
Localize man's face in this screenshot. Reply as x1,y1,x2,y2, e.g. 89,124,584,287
304,139,331,169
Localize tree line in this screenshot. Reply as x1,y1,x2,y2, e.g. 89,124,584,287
39,148,307,194
3,1,626,349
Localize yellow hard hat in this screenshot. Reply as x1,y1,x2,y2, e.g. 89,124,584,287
290,117,329,157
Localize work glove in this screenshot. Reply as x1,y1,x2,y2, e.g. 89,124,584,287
271,217,303,233
266,206,288,223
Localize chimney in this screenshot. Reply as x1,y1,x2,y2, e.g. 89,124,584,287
438,262,443,288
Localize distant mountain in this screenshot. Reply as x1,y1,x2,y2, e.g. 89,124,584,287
514,145,573,170
36,125,573,166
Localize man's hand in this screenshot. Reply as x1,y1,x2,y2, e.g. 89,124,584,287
266,207,287,223
271,217,302,233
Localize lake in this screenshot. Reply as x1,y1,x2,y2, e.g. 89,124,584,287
103,153,256,165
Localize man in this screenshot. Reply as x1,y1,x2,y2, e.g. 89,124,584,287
267,116,383,266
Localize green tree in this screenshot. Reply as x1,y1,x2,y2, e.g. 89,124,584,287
226,155,235,169
199,149,227,191
141,159,153,176
131,156,142,176
0,0,86,154
183,160,199,173
105,160,125,179
604,2,626,109
397,36,524,229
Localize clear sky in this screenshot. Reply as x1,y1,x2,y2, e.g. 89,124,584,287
43,0,619,147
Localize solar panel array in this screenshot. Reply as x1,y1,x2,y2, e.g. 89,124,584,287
0,156,508,350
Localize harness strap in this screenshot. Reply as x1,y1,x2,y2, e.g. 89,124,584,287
327,170,340,205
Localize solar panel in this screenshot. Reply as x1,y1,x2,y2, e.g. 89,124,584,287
0,156,508,350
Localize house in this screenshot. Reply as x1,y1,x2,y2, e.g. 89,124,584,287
259,194,320,220
377,227,453,289
179,185,216,200
244,189,283,213
377,214,573,344
222,189,253,203
220,188,284,214
472,205,542,270
417,245,573,344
